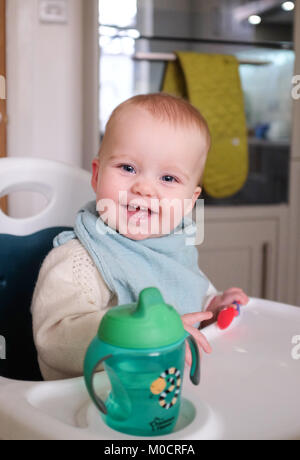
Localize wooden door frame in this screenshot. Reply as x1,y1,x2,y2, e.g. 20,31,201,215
0,0,7,213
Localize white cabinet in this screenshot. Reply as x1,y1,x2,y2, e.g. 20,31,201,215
197,205,289,301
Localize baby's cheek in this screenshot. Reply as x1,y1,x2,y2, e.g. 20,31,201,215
160,201,185,233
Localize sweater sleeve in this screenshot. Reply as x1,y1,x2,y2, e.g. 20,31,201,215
31,239,115,381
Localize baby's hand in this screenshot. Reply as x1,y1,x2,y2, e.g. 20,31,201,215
181,311,213,366
203,287,249,327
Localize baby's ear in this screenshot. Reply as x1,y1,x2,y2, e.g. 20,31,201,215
184,186,202,216
192,186,202,207
91,157,100,193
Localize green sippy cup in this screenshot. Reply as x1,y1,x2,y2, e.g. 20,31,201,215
84,287,200,437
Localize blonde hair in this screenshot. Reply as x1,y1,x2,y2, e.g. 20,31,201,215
99,93,211,185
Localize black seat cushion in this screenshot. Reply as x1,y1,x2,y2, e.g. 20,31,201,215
0,227,71,381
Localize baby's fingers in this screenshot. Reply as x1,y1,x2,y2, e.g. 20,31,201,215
221,290,249,306
185,340,203,366
184,325,212,354
182,311,213,327
185,345,192,367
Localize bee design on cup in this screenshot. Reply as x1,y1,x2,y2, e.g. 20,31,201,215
150,367,181,410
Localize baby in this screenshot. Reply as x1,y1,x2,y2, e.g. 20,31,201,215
31,93,248,381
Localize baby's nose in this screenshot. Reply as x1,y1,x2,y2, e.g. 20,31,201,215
131,179,156,197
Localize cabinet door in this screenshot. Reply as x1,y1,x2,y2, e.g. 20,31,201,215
288,160,300,306
197,219,278,299
291,4,300,160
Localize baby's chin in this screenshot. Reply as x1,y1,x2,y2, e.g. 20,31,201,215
119,232,160,241
119,230,162,241
98,211,181,240
117,221,181,240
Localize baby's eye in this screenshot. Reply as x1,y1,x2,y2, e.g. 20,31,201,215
161,175,178,183
121,164,136,174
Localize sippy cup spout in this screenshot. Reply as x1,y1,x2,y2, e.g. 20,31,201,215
97,287,186,349
133,287,165,318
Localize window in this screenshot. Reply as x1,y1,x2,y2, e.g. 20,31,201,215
99,0,138,131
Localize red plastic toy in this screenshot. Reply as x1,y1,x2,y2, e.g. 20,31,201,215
217,301,240,330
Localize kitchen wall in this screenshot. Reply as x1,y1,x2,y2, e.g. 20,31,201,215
6,0,98,217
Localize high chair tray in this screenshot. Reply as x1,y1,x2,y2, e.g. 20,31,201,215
0,298,299,440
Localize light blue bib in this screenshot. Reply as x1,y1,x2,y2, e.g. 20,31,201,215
54,201,209,315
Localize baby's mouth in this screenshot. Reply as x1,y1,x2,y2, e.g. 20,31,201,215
121,203,160,222
126,204,153,218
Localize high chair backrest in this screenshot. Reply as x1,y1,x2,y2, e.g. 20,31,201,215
0,157,95,381
0,157,94,235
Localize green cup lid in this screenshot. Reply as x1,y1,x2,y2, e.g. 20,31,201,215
98,287,185,349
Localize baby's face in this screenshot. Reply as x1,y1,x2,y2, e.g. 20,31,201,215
92,106,207,240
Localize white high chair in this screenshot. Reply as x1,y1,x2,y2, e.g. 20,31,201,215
0,297,300,440
0,157,95,383
0,158,300,440
0,157,94,236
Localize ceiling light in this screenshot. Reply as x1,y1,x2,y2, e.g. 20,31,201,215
281,2,295,11
248,15,262,25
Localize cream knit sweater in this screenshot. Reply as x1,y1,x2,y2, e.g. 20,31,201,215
31,239,218,381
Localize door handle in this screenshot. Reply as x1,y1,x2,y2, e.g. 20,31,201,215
262,242,271,299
